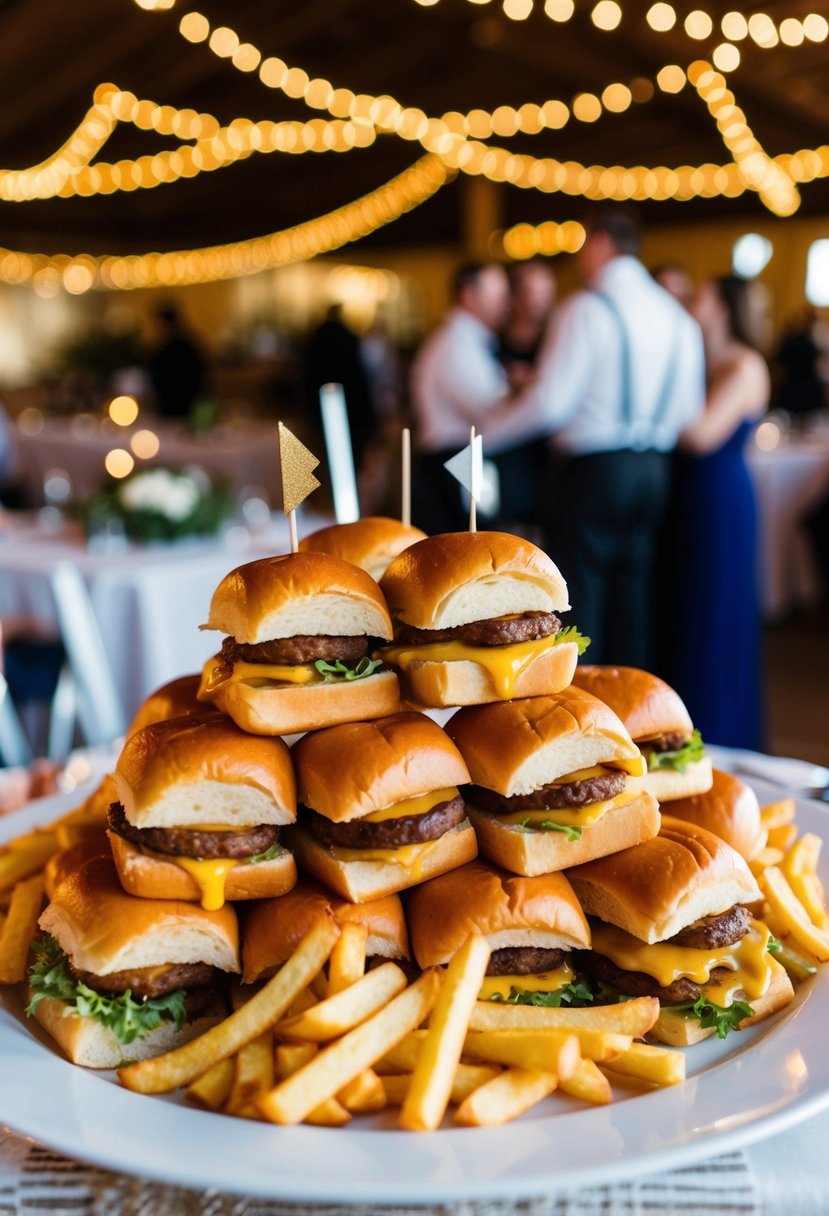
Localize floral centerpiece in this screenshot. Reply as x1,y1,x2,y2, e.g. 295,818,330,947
78,467,234,543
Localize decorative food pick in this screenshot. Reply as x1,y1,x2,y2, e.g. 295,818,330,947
278,422,320,552
444,425,483,533
319,383,360,526
401,427,411,528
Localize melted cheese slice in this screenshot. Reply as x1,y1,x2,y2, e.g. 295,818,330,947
324,838,445,883
591,919,773,1003
201,658,319,694
479,963,574,1001
362,787,459,824
169,856,238,911
497,789,640,829
381,634,566,699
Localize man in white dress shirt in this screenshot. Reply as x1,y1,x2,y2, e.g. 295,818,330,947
410,263,510,533
480,208,705,668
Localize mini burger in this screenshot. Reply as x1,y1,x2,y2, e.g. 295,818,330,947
198,552,399,735
567,816,794,1044
298,516,426,581
126,674,206,739
446,689,659,876
287,711,478,903
570,666,713,801
241,878,410,984
406,859,591,1005
667,769,767,863
107,715,297,910
28,853,239,1069
378,531,587,708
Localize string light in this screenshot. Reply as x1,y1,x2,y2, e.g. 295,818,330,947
108,395,140,426
501,219,586,259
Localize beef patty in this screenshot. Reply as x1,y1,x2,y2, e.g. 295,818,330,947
308,794,466,850
468,770,626,815
220,633,368,669
486,946,567,977
396,611,560,648
639,731,692,756
108,802,279,860
70,960,217,1002
668,904,750,950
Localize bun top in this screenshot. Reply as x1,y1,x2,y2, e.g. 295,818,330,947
570,666,694,740
39,854,240,976
567,816,762,944
294,710,470,823
242,878,409,982
406,859,590,968
115,715,296,829
447,688,643,797
203,552,393,643
299,517,427,582
126,674,206,739
380,531,569,629
667,768,766,861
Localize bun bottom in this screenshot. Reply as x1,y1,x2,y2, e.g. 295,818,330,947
650,958,795,1046
201,670,400,735
31,994,224,1069
108,832,297,902
393,642,578,709
284,821,478,903
467,791,660,877
628,757,714,804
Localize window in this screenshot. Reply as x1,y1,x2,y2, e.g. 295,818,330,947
806,239,829,307
732,233,773,279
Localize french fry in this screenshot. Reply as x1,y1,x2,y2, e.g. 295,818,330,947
277,962,407,1042
380,1063,500,1106
464,1027,624,1068
601,1042,685,1087
327,923,368,995
0,836,57,890
275,1042,350,1126
119,917,339,1094
767,824,798,852
400,934,491,1132
282,986,319,1019
559,1057,612,1105
184,1058,235,1111
760,798,796,829
454,1067,558,1127
750,847,785,876
376,1030,426,1074
309,972,328,1000
782,834,827,928
0,874,45,985
380,1073,411,1105
258,970,440,1125
762,867,829,961
469,996,660,1037
226,1031,274,1114
338,1069,386,1113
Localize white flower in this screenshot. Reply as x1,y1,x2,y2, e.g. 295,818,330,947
119,469,201,521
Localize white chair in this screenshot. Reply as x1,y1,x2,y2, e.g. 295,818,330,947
0,670,33,766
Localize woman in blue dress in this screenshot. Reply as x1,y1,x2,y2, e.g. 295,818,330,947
663,276,770,749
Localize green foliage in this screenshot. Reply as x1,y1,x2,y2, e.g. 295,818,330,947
516,817,582,841
244,842,284,866
647,729,706,773
314,657,384,683
672,993,755,1039
489,980,596,1008
555,626,591,656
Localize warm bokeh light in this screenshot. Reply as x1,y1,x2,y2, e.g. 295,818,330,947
779,18,805,46
685,9,714,39
602,83,632,112
573,93,602,122
657,65,686,92
105,449,135,479
502,218,586,259
130,430,161,459
748,13,778,47
133,0,175,8
803,13,829,41
109,395,140,426
179,11,208,40
712,42,740,71
503,0,533,19
646,3,676,30
544,0,574,17
591,1,622,30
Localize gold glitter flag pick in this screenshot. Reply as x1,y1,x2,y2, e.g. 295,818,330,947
278,422,320,552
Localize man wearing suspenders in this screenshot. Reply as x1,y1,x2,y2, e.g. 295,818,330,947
480,208,705,669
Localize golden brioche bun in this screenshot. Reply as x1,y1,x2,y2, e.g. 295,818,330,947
241,879,409,982
203,552,393,643
107,831,298,904
201,669,400,737
406,859,590,968
652,957,794,1046
284,820,478,903
447,689,643,796
389,638,579,709
630,757,714,804
567,815,763,945
380,531,569,629
467,791,660,877
299,517,426,581
666,769,766,861
126,674,206,739
293,711,469,823
45,837,110,899
570,665,694,741
114,715,296,829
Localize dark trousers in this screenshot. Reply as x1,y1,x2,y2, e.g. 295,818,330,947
544,449,670,669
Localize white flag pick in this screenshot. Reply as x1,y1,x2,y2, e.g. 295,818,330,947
444,426,483,532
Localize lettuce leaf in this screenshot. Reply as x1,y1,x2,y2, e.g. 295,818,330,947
27,936,187,1046
314,657,383,683
516,817,582,841
670,993,754,1039
647,729,706,773
489,980,595,1008
554,626,591,656
244,842,284,866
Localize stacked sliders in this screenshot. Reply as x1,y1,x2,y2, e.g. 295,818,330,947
298,516,426,581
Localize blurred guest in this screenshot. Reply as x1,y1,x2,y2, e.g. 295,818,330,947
305,305,375,470
662,276,770,750
146,305,207,421
480,207,704,668
775,307,827,418
410,263,510,534
652,264,693,308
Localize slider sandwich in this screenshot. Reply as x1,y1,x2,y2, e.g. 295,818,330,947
287,711,477,903
127,674,206,739
447,689,659,876
568,816,794,1044
28,853,239,1069
298,516,427,581
668,768,767,863
198,552,399,735
406,859,591,1005
242,879,410,984
571,666,713,801
378,531,588,708
107,715,298,910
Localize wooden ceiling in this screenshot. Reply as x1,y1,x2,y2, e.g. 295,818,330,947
1,0,827,255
